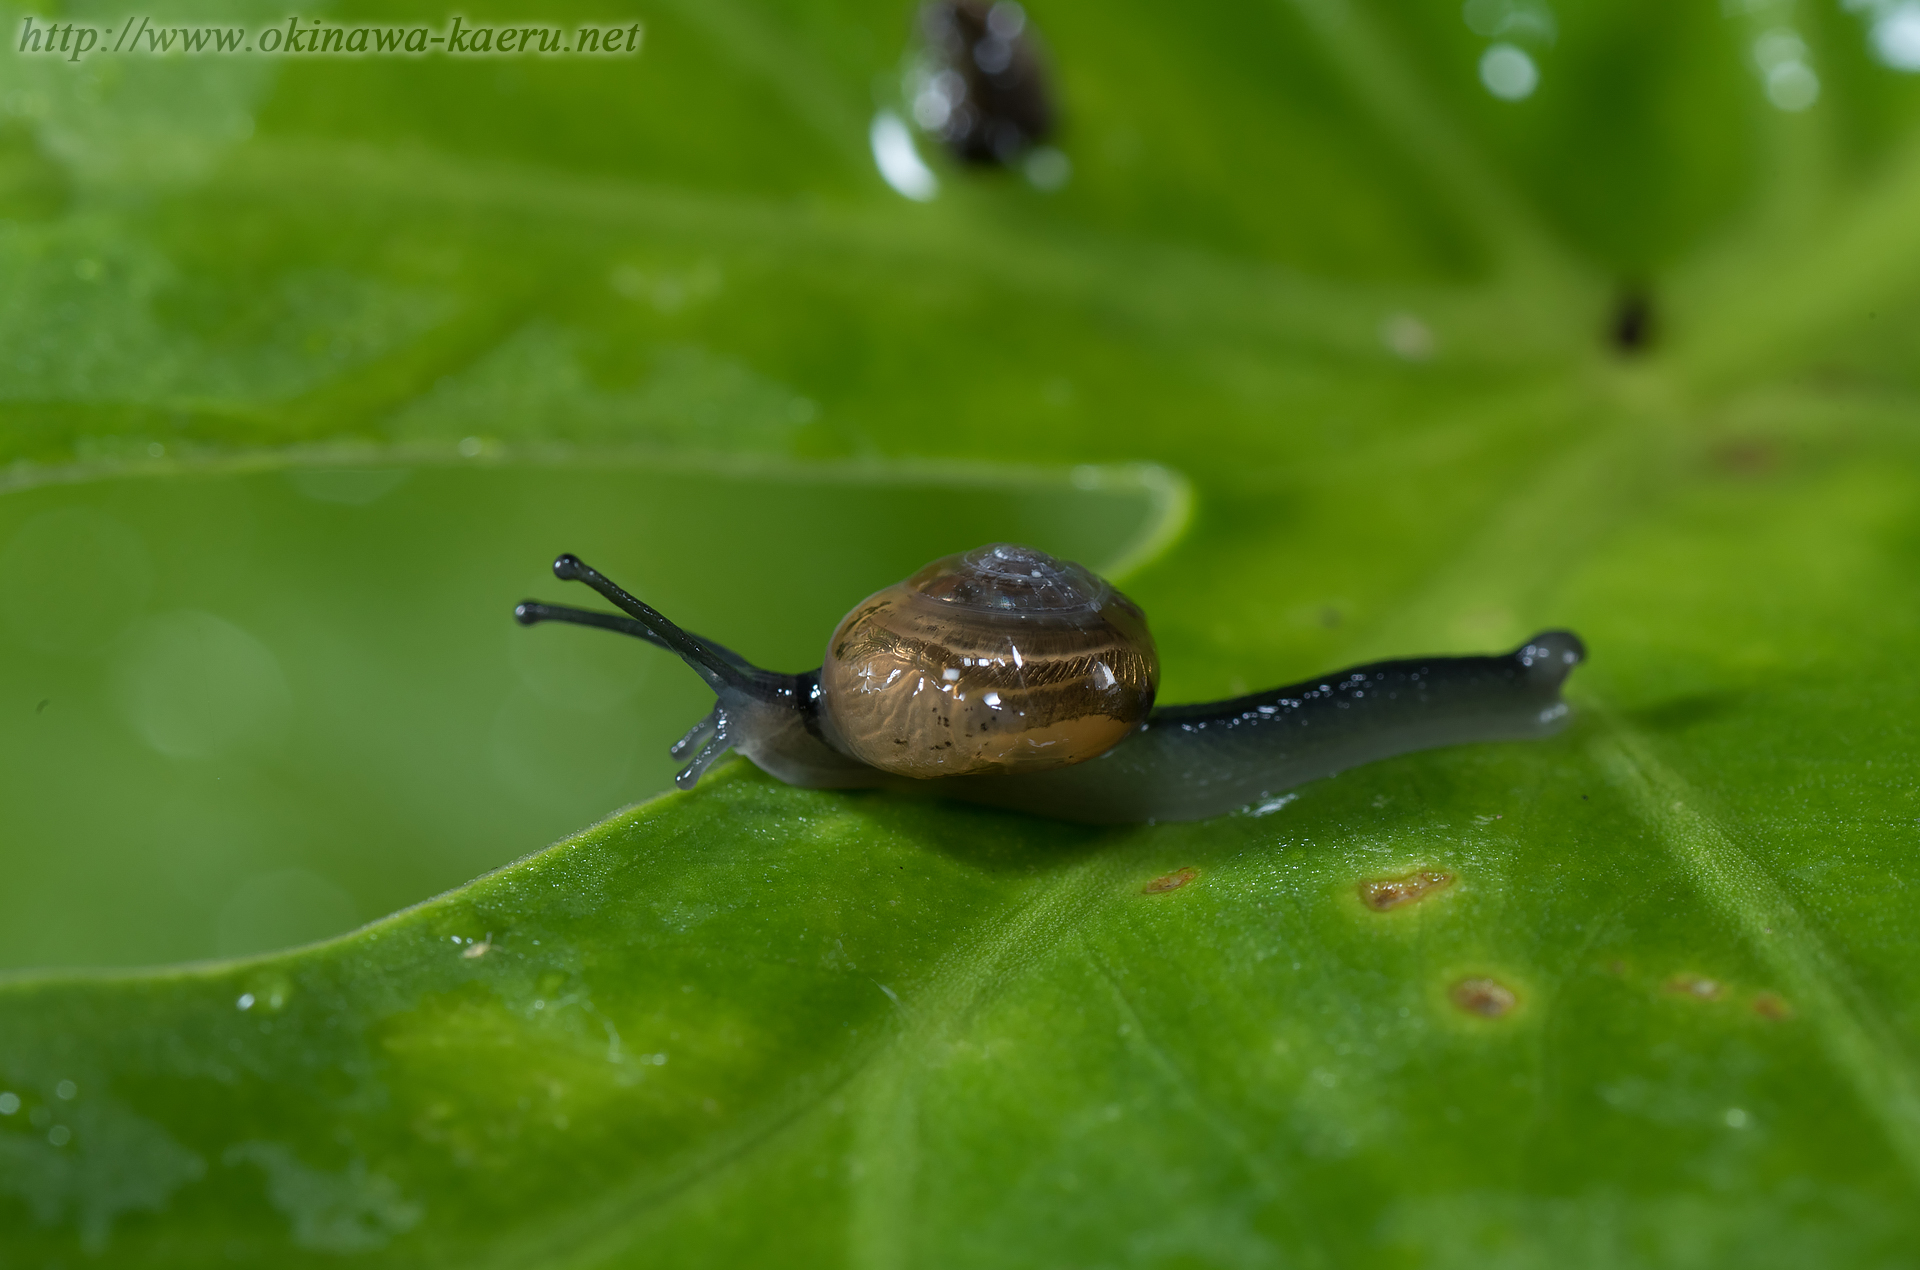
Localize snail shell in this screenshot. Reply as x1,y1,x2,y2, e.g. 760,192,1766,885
819,544,1157,778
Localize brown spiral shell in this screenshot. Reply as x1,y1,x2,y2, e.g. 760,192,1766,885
819,544,1158,779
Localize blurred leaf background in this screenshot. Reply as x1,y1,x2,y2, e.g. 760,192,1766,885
4,0,1920,1263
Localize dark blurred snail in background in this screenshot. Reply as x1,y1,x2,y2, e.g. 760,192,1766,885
515,544,1585,825
912,0,1055,166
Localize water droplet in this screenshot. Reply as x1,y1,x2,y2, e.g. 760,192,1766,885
54,1080,75,1100
1665,973,1722,1001
1480,43,1539,100
1023,145,1070,190
47,1124,70,1146
1871,2,1920,70
1380,312,1435,360
1462,0,1556,42
1765,60,1819,111
0,1092,18,1115
1752,26,1806,71
870,111,938,201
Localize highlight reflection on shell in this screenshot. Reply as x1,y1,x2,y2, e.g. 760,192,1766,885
820,544,1157,778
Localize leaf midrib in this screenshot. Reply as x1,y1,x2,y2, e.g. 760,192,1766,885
1593,722,1920,1188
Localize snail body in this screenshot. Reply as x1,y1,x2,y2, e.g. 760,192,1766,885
515,545,1585,825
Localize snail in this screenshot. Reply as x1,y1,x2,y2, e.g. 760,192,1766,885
514,544,1585,825
911,0,1054,166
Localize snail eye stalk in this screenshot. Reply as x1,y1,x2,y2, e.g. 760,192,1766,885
517,553,761,693
513,601,667,645
513,601,757,673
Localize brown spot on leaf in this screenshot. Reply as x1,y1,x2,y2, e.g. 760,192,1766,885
1359,869,1454,912
1451,977,1517,1018
1753,992,1794,1020
1607,960,1627,976
1611,285,1655,353
1666,973,1722,1001
1710,438,1779,477
1142,867,1198,895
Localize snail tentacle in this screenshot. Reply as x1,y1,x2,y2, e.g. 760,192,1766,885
670,707,724,761
514,600,755,671
516,556,876,788
674,717,734,790
544,554,773,697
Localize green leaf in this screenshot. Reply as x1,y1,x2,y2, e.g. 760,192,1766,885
0,447,1183,966
4,0,1920,1262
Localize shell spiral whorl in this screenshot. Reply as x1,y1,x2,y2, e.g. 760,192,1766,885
819,544,1158,778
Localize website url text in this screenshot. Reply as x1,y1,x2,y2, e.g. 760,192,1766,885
17,14,644,61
